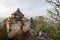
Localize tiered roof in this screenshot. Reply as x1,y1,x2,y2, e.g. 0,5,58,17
11,8,24,17
11,8,24,21
4,8,25,24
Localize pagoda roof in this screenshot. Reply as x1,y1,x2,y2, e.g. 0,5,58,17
11,8,24,16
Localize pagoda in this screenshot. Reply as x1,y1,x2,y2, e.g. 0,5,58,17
4,8,30,33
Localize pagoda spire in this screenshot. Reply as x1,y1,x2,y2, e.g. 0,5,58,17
16,8,20,13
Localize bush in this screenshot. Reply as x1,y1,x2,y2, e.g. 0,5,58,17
0,28,8,40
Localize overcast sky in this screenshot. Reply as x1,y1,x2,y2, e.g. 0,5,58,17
0,0,52,18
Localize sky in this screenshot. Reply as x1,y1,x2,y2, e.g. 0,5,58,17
0,0,52,18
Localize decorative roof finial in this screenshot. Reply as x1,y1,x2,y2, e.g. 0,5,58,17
16,8,20,12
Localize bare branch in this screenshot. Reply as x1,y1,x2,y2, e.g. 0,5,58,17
47,0,60,7
47,10,57,16
51,15,58,21
55,7,59,16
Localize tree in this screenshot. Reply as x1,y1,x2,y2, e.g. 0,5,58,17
34,16,46,32
35,16,44,23
46,0,60,40
30,17,35,29
46,0,60,27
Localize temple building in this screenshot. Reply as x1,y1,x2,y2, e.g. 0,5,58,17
4,8,30,38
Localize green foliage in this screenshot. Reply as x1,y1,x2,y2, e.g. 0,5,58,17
35,22,60,40
34,16,46,32
34,15,60,40
35,16,44,22
0,28,8,40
